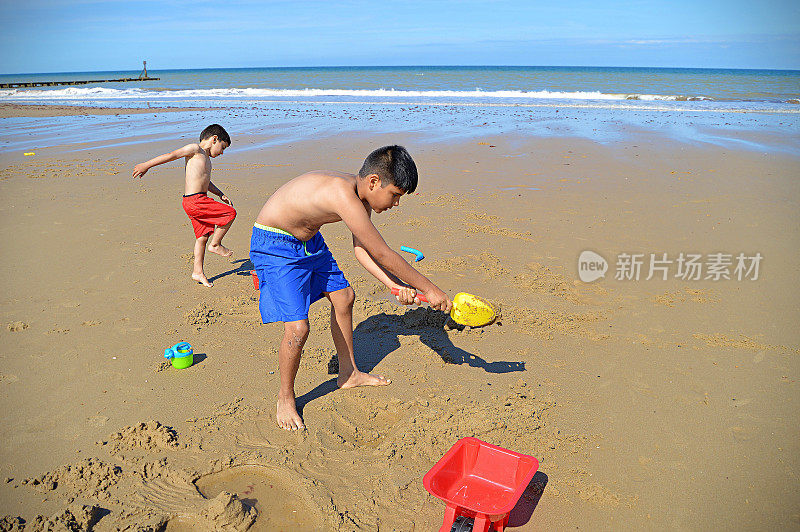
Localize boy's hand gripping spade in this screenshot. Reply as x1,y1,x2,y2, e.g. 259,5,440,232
391,288,496,327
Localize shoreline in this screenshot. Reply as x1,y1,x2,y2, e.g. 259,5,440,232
2,100,799,159
0,103,212,118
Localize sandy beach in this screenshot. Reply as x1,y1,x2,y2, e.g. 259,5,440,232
0,104,211,119
0,104,798,530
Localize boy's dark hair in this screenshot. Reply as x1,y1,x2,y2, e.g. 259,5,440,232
199,124,231,146
359,145,418,193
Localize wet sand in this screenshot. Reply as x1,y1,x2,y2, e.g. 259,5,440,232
0,103,207,118
0,115,798,530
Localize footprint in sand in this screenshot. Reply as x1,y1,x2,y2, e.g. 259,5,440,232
233,416,288,451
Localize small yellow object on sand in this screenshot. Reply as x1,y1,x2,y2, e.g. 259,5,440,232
24,152,35,156
450,292,497,327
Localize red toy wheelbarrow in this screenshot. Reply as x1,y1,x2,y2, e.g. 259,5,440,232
423,437,539,532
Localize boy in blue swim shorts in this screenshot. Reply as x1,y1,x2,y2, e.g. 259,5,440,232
250,145,451,431
251,227,350,324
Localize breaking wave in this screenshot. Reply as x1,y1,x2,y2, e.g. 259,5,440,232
0,86,709,102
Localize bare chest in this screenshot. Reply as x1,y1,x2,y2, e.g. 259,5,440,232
186,155,211,180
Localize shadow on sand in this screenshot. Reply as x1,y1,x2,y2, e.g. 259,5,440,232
209,258,254,284
508,471,549,527
297,307,524,413
351,308,525,374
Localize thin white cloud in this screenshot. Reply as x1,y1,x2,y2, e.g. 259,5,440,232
626,38,707,45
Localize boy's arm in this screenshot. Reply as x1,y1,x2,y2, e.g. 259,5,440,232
353,230,419,305
207,181,233,206
132,144,201,178
337,192,450,311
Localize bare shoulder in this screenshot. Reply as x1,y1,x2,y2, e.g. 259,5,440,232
177,143,204,159
326,172,363,208
298,171,358,200
171,143,206,160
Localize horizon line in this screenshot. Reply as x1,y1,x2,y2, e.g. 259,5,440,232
2,64,800,77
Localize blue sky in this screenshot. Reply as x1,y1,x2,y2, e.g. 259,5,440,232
0,0,798,73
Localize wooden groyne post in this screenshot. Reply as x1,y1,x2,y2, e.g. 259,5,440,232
0,61,160,89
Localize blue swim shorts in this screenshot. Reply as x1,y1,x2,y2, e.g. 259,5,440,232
250,223,350,324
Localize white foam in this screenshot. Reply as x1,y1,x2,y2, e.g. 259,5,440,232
3,86,794,115
0,86,685,102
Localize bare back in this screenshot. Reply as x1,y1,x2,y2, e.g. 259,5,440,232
254,167,449,312
184,145,213,195
255,172,364,241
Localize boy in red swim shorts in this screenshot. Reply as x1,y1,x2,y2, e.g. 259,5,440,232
133,124,236,287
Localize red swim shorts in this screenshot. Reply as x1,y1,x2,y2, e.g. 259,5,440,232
182,192,237,238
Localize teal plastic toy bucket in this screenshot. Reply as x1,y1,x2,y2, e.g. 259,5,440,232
165,342,194,369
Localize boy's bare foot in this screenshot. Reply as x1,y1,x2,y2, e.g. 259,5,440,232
208,243,233,257
276,394,305,431
192,272,213,287
337,370,392,389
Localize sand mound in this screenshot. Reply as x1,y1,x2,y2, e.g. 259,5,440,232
113,510,168,532
23,458,121,501
193,491,257,531
102,421,180,452
28,503,102,532
0,516,25,532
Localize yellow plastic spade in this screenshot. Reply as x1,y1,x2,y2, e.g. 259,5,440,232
450,292,497,327
391,289,496,327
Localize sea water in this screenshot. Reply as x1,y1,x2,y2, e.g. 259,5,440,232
1,66,799,153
